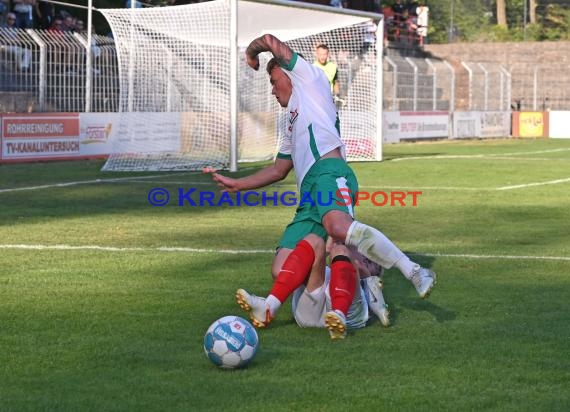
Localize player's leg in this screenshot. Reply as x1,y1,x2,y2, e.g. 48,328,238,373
350,248,390,327
361,275,390,327
326,211,436,299
309,159,436,299
265,232,324,315
236,220,326,328
291,237,328,328
323,241,359,340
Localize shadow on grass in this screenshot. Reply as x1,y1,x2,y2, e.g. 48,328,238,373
380,252,457,325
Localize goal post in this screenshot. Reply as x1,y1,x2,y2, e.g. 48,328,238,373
99,0,383,172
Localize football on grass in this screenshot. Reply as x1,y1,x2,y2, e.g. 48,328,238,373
203,316,259,369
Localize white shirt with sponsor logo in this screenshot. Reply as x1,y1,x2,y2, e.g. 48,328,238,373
277,53,346,189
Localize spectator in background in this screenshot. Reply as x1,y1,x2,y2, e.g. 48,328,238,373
0,10,15,28
12,0,35,29
404,9,418,43
35,0,54,30
1,12,32,71
359,19,377,59
48,17,63,32
61,14,74,32
75,19,85,33
406,0,419,16
393,0,405,21
0,0,8,27
125,0,143,8
415,1,429,45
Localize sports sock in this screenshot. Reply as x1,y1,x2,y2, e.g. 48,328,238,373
329,256,357,316
268,239,315,307
394,256,420,279
345,220,418,279
265,294,281,317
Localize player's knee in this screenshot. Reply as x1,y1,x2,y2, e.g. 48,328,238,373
271,247,291,280
301,234,325,258
322,211,352,241
270,266,279,281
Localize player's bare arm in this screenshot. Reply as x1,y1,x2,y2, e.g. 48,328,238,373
204,158,293,193
245,34,293,70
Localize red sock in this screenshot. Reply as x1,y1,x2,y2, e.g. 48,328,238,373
269,240,315,303
329,257,357,316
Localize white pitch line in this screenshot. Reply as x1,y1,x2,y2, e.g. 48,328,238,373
409,252,570,261
0,173,191,194
390,148,570,162
2,175,567,194
0,244,272,254
119,180,213,185
102,181,491,191
359,185,489,191
141,181,568,192
1,244,569,261
0,166,261,195
2,149,568,194
496,177,570,191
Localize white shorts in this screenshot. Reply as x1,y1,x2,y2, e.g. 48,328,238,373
291,284,328,328
291,268,369,329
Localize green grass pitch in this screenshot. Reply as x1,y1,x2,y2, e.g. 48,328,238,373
1,138,569,411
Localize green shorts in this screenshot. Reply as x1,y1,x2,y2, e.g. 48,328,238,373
277,158,359,249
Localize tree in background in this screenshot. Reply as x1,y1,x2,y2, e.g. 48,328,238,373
497,0,507,26
422,0,569,43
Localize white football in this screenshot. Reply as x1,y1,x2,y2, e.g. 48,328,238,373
203,316,259,369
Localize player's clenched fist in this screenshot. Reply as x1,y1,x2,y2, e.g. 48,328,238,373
245,53,260,71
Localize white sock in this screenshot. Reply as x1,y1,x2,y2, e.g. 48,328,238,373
266,294,281,316
346,221,418,279
394,256,420,279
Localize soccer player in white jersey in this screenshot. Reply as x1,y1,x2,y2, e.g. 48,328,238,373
291,237,390,335
237,234,390,339
207,34,435,338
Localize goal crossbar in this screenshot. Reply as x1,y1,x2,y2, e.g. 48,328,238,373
98,0,383,172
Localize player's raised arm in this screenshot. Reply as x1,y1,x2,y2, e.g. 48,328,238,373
245,34,293,71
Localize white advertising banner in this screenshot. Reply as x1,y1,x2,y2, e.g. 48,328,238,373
453,111,511,138
80,112,181,155
109,112,181,153
383,111,449,142
548,111,570,138
453,112,481,138
480,111,511,138
79,112,120,156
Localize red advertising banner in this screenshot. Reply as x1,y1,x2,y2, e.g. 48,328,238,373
1,113,80,162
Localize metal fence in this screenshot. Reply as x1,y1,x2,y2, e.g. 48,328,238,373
382,54,455,111
0,28,118,113
509,63,569,111
1,28,569,114
380,56,570,112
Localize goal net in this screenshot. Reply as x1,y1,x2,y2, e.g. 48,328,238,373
99,0,383,172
